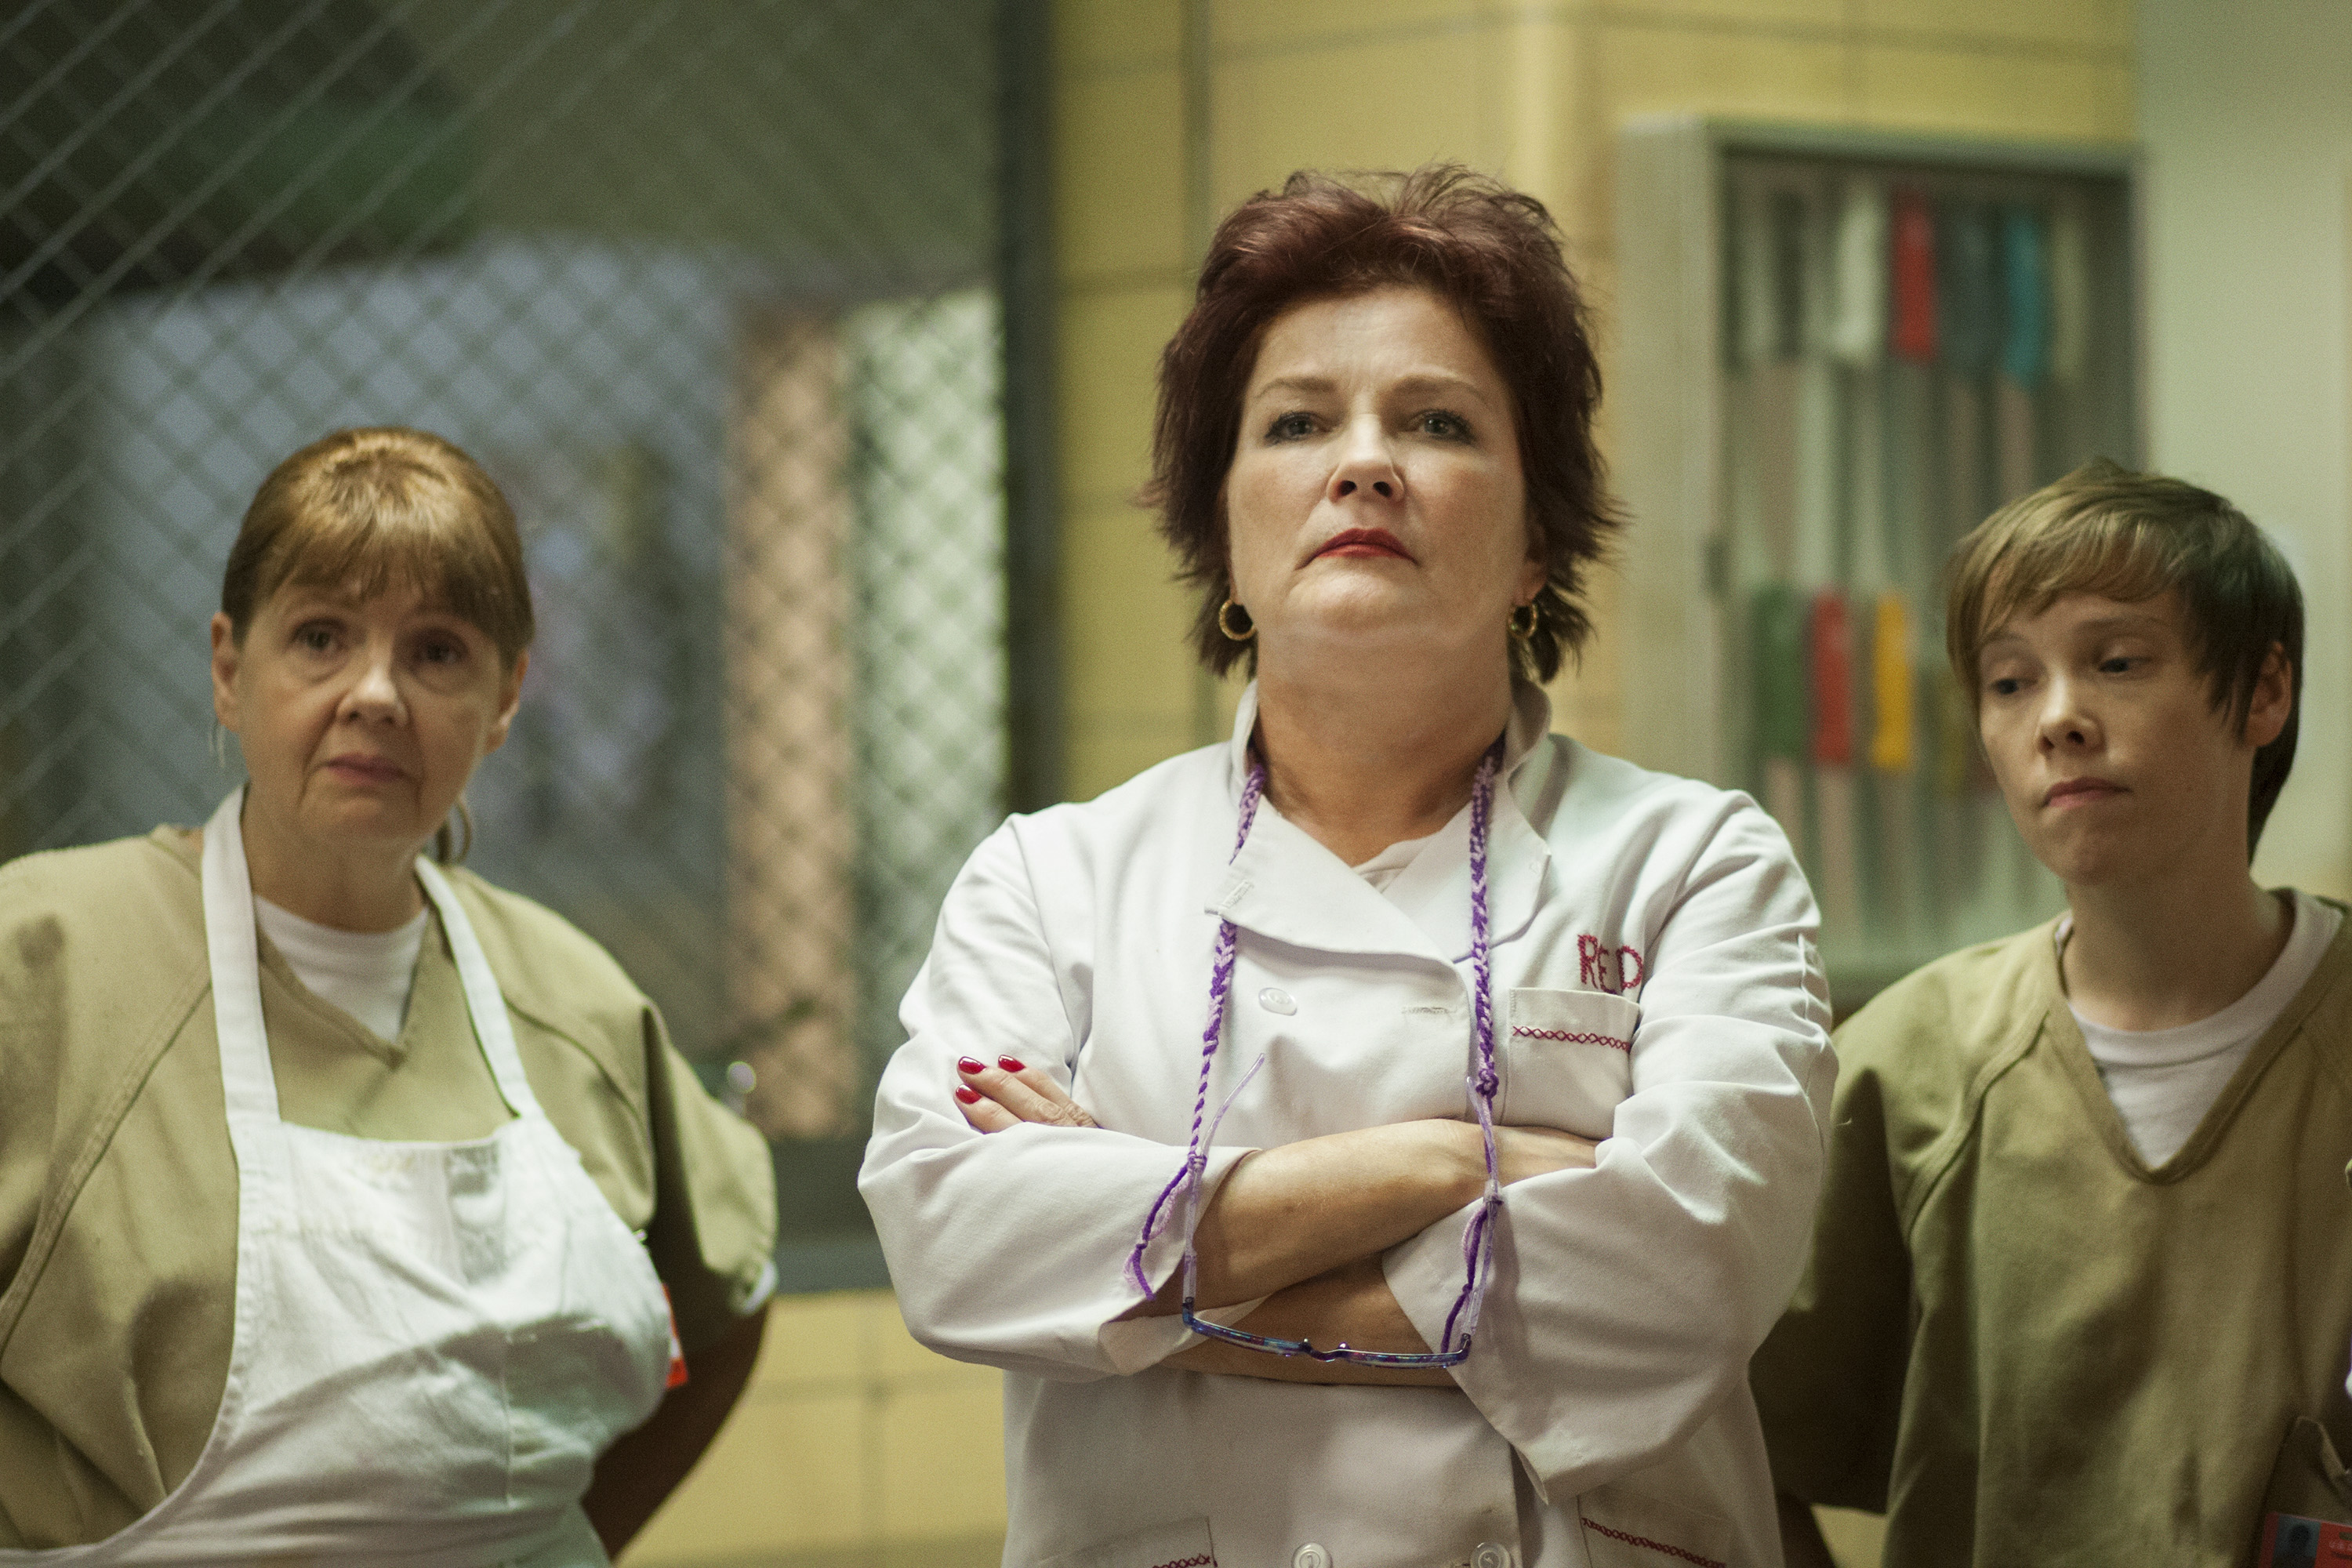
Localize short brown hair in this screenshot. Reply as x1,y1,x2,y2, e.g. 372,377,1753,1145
1946,458,2304,852
1145,165,1620,681
222,426,533,665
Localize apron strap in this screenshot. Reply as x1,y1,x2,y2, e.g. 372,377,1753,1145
416,857,549,1122
203,787,546,1125
201,787,282,1125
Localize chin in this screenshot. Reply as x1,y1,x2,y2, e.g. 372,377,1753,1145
1294,588,1447,641
2031,836,2140,892
307,803,426,845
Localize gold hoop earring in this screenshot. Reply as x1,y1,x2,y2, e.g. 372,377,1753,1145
1508,602,1537,641
1218,597,1257,642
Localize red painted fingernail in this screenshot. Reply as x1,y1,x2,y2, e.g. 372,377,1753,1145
957,1057,985,1075
997,1056,1025,1073
954,1086,982,1104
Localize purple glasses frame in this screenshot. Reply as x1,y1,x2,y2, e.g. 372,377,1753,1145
1124,739,1508,1368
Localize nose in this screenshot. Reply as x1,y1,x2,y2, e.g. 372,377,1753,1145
1327,417,1402,503
340,641,406,725
2034,674,2098,753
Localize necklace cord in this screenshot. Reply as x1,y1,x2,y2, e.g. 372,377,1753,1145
1124,739,1508,1367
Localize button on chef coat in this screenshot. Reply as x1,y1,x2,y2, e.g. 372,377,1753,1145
861,682,1835,1568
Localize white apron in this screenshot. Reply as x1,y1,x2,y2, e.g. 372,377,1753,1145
0,789,675,1566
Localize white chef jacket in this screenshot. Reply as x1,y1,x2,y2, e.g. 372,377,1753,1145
861,683,1834,1568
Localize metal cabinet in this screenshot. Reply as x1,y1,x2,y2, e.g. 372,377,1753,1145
1614,118,2137,1007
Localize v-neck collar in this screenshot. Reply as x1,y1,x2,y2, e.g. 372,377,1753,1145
1207,681,1555,963
253,906,456,1068
164,824,441,1068
2035,898,2352,1183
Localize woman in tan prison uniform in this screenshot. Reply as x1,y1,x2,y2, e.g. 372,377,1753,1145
0,428,776,1565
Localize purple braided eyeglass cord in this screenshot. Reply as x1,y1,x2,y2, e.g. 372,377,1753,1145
1123,739,1508,1367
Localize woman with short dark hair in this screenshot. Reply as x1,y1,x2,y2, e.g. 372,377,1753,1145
862,168,1831,1568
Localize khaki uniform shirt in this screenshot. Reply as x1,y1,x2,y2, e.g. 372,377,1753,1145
0,829,778,1549
1751,904,2352,1565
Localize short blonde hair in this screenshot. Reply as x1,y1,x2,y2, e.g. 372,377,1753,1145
221,427,533,666
1945,457,2304,851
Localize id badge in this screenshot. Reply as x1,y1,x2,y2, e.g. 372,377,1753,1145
2259,1512,2352,1567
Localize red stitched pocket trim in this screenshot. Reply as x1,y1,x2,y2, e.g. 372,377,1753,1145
1512,1025,1631,1051
1579,1517,1726,1568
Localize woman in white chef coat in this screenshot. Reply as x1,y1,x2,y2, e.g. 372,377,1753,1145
861,168,1833,1568
0,427,776,1565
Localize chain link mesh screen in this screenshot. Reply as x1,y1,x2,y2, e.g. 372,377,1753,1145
0,0,1018,1289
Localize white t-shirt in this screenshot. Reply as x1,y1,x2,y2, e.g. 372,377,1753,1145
255,895,430,1044
2062,890,2341,1167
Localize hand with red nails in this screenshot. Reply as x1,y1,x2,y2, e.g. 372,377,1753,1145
953,1053,1101,1132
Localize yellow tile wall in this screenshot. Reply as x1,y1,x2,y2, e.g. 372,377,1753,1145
623,7,2134,1564
621,1292,1004,1568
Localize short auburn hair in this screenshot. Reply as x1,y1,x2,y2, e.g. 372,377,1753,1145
222,426,534,666
1145,165,1620,681
1946,458,2304,853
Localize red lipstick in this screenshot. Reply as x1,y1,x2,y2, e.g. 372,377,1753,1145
1310,528,1414,563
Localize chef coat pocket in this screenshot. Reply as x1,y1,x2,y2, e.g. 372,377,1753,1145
1498,989,1637,1140
1038,1516,1218,1568
1577,1484,1732,1568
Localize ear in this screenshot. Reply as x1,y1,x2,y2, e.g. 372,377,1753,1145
483,648,528,755
2242,641,2292,750
1518,508,1547,601
209,613,242,732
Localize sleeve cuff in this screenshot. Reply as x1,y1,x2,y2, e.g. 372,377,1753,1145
1099,1295,1270,1375
1093,1144,1259,1374
739,1257,779,1316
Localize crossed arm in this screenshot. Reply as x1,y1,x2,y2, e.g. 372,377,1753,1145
952,1054,1596,1385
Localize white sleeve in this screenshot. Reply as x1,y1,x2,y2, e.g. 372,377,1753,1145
1383,797,1835,1497
858,822,1253,1382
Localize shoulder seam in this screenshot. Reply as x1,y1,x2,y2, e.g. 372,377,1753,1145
1004,821,1086,1071
1882,927,2056,1236
0,963,210,1356
2284,919,2352,1104
1895,1000,2046,1238
501,995,651,1123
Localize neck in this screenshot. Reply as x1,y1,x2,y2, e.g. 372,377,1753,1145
235,808,427,934
1251,655,1515,866
2062,861,2287,1031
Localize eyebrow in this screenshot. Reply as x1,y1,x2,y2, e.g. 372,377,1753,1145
1980,612,2172,651
278,585,462,619
1247,371,1496,404
277,586,365,613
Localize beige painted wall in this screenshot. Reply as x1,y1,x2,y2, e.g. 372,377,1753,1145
2140,0,2352,902
626,6,2137,1563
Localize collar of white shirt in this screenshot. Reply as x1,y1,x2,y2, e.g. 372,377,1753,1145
1209,680,1555,964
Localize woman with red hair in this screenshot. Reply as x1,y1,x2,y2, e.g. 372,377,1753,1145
863,168,1829,1568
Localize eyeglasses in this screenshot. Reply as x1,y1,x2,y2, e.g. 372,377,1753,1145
1177,1109,1504,1367
1126,739,1508,1368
